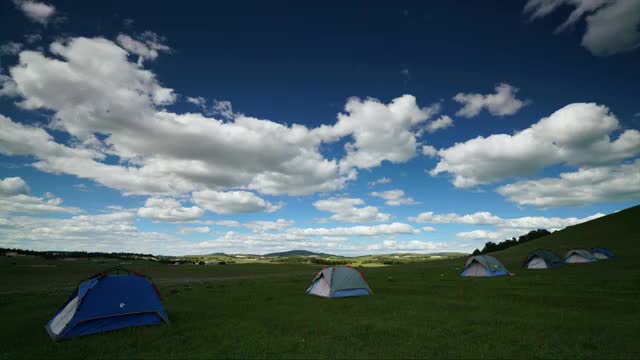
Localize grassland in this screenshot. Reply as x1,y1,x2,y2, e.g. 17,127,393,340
1,205,638,359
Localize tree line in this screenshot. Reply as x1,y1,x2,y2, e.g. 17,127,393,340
472,229,551,255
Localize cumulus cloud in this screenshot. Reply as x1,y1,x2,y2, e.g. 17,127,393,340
497,160,640,207
192,190,281,214
421,145,437,157
13,0,56,24
366,239,447,252
313,197,390,223
524,0,640,56
313,95,441,172
1,36,447,199
0,176,81,214
0,210,191,254
137,197,204,222
370,189,418,206
116,32,170,65
412,210,604,228
178,226,211,234
286,222,419,237
0,37,348,196
0,176,29,195
432,103,640,187
244,219,295,232
0,75,19,97
410,211,503,225
422,226,437,232
453,83,528,118
0,42,23,56
420,115,454,134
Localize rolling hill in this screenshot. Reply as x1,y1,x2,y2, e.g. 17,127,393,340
263,250,338,257
488,204,639,269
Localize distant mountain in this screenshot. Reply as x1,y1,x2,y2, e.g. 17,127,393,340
263,250,338,257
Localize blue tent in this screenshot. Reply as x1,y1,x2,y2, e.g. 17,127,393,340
46,270,169,341
590,248,615,259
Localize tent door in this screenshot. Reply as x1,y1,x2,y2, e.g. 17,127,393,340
308,277,331,297
527,256,548,269
49,296,79,335
463,262,488,277
566,254,590,263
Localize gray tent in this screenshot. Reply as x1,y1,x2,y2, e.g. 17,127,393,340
565,249,598,263
523,249,564,269
306,266,372,298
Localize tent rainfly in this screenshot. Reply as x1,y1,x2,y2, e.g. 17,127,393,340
590,248,615,259
564,249,598,264
306,266,372,298
460,255,510,277
522,249,564,269
46,269,169,341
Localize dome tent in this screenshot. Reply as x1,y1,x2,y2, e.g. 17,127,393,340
461,255,509,277
564,249,598,263
46,267,169,341
590,248,615,259
306,266,372,298
522,249,564,269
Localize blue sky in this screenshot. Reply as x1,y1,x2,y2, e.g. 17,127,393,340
0,0,638,255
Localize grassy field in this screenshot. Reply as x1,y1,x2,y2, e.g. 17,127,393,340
1,205,638,359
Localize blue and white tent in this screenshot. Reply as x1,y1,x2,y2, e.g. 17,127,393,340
564,249,598,263
46,269,169,341
461,255,510,277
590,248,615,259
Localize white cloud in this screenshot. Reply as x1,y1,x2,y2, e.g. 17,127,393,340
0,75,19,97
137,197,204,222
0,176,81,214
1,37,350,196
313,95,441,172
456,229,505,240
411,210,604,229
24,33,42,44
313,197,390,223
368,177,391,187
422,226,437,232
0,210,191,254
192,190,281,214
497,160,640,207
14,0,56,25
422,145,437,157
0,176,29,195
524,0,640,56
178,226,211,234
366,239,448,252
186,96,206,107
0,42,23,55
410,211,503,225
244,219,295,232
212,100,236,120
286,222,419,237
453,83,528,118
370,189,418,206
432,103,640,187
116,32,170,64
423,115,454,133
1,36,450,198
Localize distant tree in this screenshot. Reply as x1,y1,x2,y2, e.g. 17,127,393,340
478,229,551,254
472,249,481,255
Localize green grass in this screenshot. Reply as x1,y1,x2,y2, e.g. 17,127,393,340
1,205,639,359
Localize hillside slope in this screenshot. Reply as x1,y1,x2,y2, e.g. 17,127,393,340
489,204,639,269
